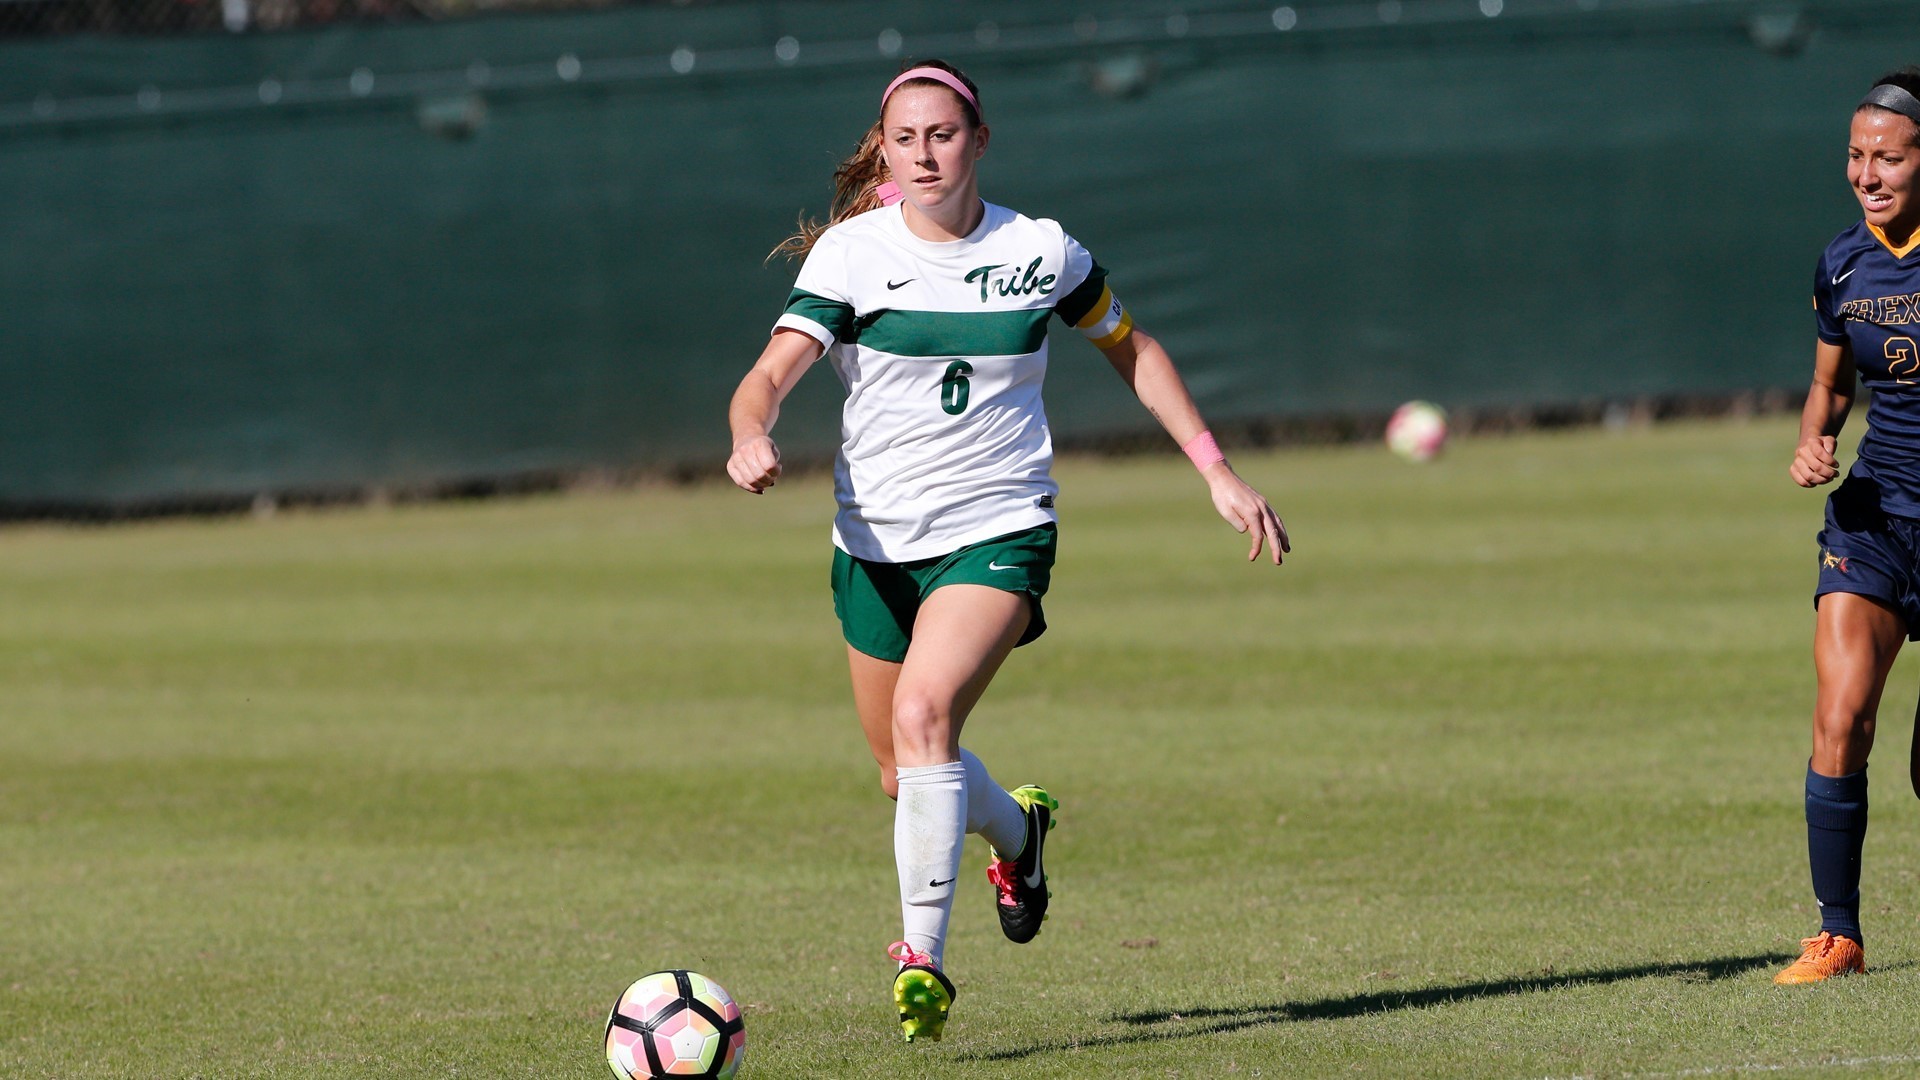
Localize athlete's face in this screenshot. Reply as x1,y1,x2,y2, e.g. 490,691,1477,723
880,84,988,229
1849,107,1920,241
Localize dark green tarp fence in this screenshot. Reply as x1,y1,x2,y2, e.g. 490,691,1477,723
4,0,1917,508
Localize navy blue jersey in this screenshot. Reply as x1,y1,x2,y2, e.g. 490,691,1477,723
1817,221,1920,517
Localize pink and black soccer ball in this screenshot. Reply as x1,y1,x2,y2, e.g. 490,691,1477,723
604,970,745,1079
1385,400,1449,463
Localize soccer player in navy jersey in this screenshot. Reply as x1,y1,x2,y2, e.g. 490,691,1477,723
1780,66,1920,984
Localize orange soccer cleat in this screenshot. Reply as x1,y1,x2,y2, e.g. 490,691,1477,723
1773,932,1866,984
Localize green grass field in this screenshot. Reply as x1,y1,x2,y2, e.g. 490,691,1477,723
6,417,1920,1078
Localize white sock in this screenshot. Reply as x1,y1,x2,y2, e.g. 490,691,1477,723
959,747,1028,857
894,761,967,967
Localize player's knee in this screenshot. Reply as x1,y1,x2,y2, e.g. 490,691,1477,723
878,767,899,801
891,692,953,757
1812,705,1875,757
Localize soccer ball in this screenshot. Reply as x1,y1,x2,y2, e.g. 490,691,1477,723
1385,400,1448,462
604,970,745,1079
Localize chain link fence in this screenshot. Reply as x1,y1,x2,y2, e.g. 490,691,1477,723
6,0,1918,511
0,0,684,37
0,0,1867,45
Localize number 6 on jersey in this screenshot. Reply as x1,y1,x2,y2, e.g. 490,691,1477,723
940,360,973,415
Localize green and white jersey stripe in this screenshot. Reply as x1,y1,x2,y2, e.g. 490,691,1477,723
774,200,1127,563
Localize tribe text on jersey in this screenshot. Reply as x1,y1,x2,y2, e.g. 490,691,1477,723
774,201,1130,562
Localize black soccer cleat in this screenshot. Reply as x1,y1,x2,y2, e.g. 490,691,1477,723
985,785,1058,944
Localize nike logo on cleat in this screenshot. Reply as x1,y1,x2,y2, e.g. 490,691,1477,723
930,877,954,887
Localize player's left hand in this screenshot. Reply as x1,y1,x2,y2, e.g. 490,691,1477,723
1203,464,1289,565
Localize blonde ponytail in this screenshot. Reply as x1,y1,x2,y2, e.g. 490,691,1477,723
768,122,891,262
769,58,983,263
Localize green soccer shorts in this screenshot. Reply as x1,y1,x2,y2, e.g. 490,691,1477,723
830,524,1057,663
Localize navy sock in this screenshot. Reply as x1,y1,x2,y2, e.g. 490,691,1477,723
1805,765,1867,947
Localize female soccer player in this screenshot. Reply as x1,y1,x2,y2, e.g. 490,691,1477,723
726,60,1287,1038
1780,66,1920,984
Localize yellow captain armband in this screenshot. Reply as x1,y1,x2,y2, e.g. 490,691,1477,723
1073,283,1134,350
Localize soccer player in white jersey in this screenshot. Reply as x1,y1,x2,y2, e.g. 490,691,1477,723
726,58,1287,1042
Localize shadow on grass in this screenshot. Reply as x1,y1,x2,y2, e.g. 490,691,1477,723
957,953,1787,1063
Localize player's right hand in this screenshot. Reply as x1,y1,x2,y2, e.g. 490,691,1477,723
1790,435,1840,487
728,434,782,494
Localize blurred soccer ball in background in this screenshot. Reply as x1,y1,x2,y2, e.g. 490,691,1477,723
605,970,744,1079
1385,401,1448,463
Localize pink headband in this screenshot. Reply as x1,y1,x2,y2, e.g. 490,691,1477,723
880,67,981,120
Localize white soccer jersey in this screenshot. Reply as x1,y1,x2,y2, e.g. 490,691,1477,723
773,200,1134,563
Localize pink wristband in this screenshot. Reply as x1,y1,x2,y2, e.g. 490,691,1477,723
1181,431,1226,471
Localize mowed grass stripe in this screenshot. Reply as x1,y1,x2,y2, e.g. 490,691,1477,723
3,418,1919,1078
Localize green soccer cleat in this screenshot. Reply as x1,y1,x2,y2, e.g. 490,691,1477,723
887,941,956,1042
986,785,1058,944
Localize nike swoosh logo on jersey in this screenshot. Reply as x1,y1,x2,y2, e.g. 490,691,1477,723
987,559,1018,571
1834,268,1857,285
887,278,915,290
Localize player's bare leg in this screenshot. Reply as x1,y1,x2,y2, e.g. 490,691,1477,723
1779,593,1903,984
850,636,1024,802
1909,685,1920,801
1810,593,1902,777
851,586,1032,1039
890,584,1028,766
849,649,904,800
